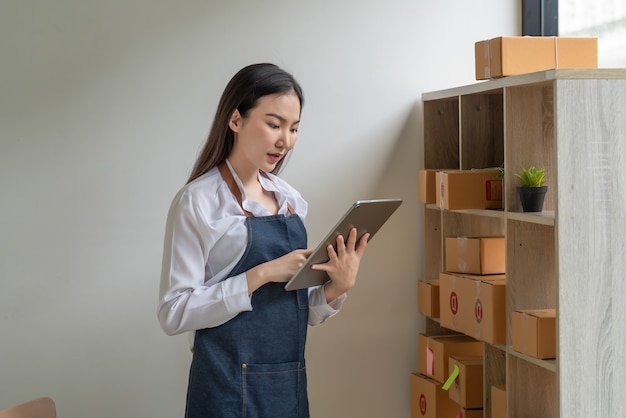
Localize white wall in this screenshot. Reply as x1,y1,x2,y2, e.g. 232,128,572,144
0,1,519,417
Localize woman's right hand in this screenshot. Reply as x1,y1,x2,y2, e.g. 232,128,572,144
246,248,313,294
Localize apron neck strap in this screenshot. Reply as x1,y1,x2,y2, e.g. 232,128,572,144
218,162,295,216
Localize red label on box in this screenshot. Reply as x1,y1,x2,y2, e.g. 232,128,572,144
475,299,483,323
420,393,427,415
450,291,458,315
486,179,502,201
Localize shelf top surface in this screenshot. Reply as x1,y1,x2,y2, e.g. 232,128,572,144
422,68,626,100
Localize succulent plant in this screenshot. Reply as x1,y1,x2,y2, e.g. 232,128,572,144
516,166,546,187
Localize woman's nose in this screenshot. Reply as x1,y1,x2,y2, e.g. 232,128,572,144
278,130,293,149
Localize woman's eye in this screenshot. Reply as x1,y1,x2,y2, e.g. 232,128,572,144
268,123,279,129
291,128,299,134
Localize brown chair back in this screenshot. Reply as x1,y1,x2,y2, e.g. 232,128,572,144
0,397,56,418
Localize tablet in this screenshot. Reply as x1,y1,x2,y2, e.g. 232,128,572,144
284,198,402,291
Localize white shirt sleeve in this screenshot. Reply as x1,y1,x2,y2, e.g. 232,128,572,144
157,185,253,336
308,286,347,326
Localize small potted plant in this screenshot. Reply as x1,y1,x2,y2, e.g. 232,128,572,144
516,166,547,212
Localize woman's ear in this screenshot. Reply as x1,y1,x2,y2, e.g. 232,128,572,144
228,109,242,132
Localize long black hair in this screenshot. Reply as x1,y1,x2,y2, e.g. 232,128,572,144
187,63,304,183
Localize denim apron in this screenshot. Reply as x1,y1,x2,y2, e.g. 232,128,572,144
185,163,310,418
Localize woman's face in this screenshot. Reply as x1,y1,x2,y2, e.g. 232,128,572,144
228,92,301,175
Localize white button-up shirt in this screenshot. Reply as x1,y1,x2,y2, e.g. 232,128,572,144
158,161,345,337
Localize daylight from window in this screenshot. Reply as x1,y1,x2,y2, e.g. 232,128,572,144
560,0,626,67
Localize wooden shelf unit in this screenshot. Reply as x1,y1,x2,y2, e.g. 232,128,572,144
421,69,626,418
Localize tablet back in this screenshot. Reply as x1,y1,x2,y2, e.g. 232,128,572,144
284,198,402,291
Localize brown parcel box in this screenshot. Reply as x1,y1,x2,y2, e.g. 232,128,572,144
436,169,502,210
411,373,461,418
445,236,505,275
448,356,484,409
418,169,438,204
491,384,506,418
512,308,556,359
418,333,483,384
475,36,598,80
418,279,440,318
439,272,506,345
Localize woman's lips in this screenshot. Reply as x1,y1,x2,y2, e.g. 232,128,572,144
268,153,283,163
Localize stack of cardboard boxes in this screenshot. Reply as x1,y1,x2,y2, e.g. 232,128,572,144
412,333,484,417
418,167,507,343
416,168,506,417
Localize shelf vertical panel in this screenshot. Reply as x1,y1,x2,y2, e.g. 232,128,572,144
555,78,626,418
460,91,504,170
423,97,460,169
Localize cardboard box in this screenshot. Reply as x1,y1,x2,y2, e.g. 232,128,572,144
448,356,484,409
418,169,439,204
411,373,462,418
475,36,598,80
512,309,556,359
418,333,483,384
439,272,506,345
436,169,502,210
491,384,506,418
445,236,505,275
418,279,440,318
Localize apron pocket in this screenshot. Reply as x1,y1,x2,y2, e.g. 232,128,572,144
242,361,306,417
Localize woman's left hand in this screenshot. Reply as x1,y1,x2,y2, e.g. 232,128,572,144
311,228,369,302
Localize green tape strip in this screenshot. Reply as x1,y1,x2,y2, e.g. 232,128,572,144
442,364,459,391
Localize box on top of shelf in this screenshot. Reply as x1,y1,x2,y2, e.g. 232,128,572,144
418,333,483,384
512,308,556,359
439,272,506,345
436,169,502,210
491,384,506,418
447,356,484,409
411,373,461,418
418,279,440,318
475,36,598,80
445,236,505,275
418,169,440,204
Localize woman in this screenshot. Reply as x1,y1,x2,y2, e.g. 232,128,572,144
157,63,369,417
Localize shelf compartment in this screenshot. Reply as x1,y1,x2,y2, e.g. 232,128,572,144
506,219,556,350
508,354,557,418
460,91,504,170
505,84,555,213
442,211,505,241
423,97,459,169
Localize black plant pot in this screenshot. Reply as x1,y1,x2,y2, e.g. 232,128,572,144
517,186,548,212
